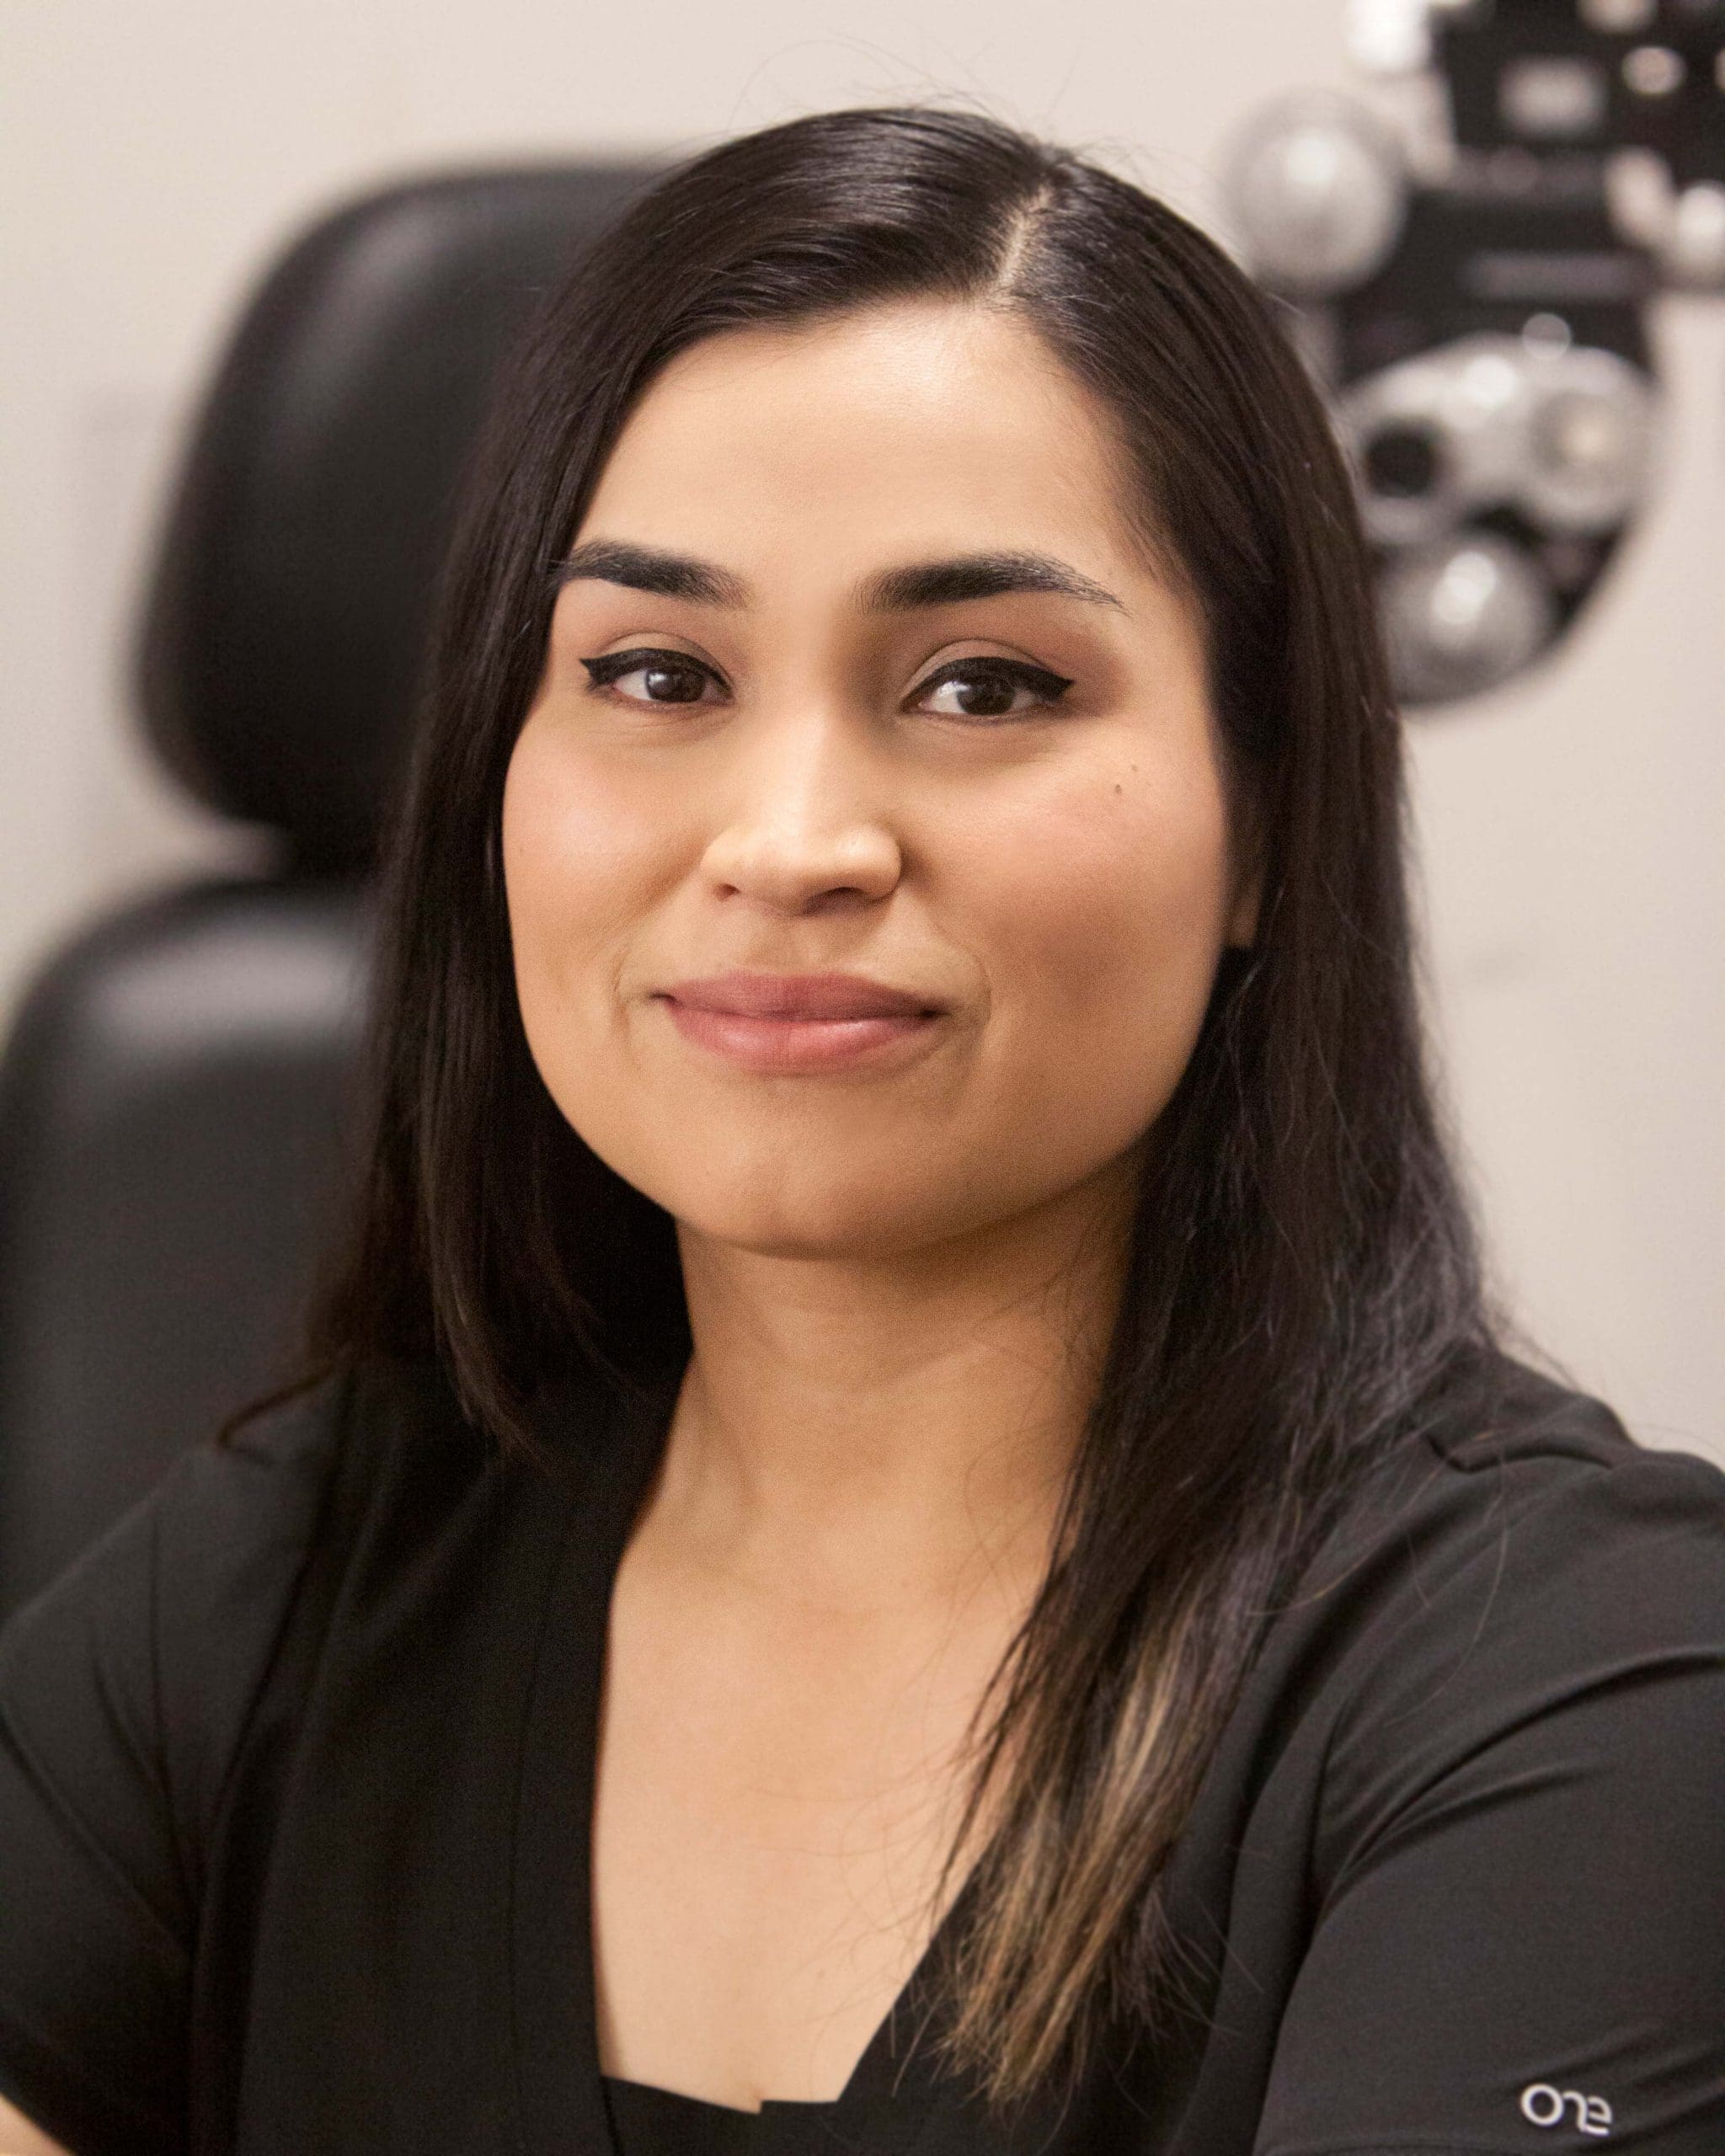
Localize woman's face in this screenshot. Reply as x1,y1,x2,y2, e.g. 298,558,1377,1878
503,299,1256,1263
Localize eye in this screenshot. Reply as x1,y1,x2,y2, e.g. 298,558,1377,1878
576,648,1076,722
578,647,722,707
908,657,1076,723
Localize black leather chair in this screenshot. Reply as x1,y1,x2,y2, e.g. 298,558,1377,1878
0,160,657,1623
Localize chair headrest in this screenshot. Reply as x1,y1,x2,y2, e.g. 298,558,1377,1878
136,163,656,871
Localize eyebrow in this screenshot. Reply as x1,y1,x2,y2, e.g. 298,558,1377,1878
553,538,1127,614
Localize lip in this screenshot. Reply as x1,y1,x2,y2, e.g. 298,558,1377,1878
659,999,943,1074
659,970,944,1020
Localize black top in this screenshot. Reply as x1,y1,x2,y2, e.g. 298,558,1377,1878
602,2071,834,2153
2,1346,1723,2156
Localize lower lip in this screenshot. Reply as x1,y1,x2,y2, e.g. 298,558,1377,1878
659,996,943,1072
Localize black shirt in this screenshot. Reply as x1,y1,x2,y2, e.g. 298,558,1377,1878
2,1346,1722,2155
603,2071,835,2153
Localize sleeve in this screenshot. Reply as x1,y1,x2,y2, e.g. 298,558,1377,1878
1253,1446,1725,2156
0,1391,342,2156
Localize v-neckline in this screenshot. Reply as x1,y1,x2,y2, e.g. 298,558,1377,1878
509,1352,978,2155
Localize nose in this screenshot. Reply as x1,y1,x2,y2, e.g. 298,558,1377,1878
694,702,905,914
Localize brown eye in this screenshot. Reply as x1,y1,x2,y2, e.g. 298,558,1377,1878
578,648,721,706
910,658,1075,722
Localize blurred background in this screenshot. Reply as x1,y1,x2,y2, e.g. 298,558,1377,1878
0,0,1720,1595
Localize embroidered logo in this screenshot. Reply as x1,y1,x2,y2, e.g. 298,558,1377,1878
1520,2081,1613,2137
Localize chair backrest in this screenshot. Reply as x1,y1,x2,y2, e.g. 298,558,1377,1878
0,160,657,1621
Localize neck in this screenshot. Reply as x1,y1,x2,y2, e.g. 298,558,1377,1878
642,1171,1132,1618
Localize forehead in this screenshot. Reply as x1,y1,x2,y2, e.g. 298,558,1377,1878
577,301,1153,589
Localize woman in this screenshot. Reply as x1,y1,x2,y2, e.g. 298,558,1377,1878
1,103,1721,2156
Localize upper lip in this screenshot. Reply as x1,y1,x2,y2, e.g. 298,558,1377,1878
661,969,943,1019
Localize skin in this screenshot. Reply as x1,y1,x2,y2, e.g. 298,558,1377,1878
502,297,1259,2112
0,2100,66,2156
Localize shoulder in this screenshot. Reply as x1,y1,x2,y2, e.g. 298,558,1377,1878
1287,1353,1725,1871
1311,1350,1725,1628
0,1368,345,1695
0,1356,478,1863
0,1352,609,2155
1454,1357,1725,1607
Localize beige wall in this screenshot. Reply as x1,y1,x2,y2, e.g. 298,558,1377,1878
1,0,1719,1463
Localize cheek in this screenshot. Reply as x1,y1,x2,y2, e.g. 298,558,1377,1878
500,717,650,1051
979,752,1235,1128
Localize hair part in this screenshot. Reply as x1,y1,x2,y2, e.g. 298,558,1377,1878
238,102,1496,2117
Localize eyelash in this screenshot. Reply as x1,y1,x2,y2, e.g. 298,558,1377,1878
574,647,1076,723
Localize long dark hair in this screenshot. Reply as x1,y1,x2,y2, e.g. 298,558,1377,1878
233,102,1495,2114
